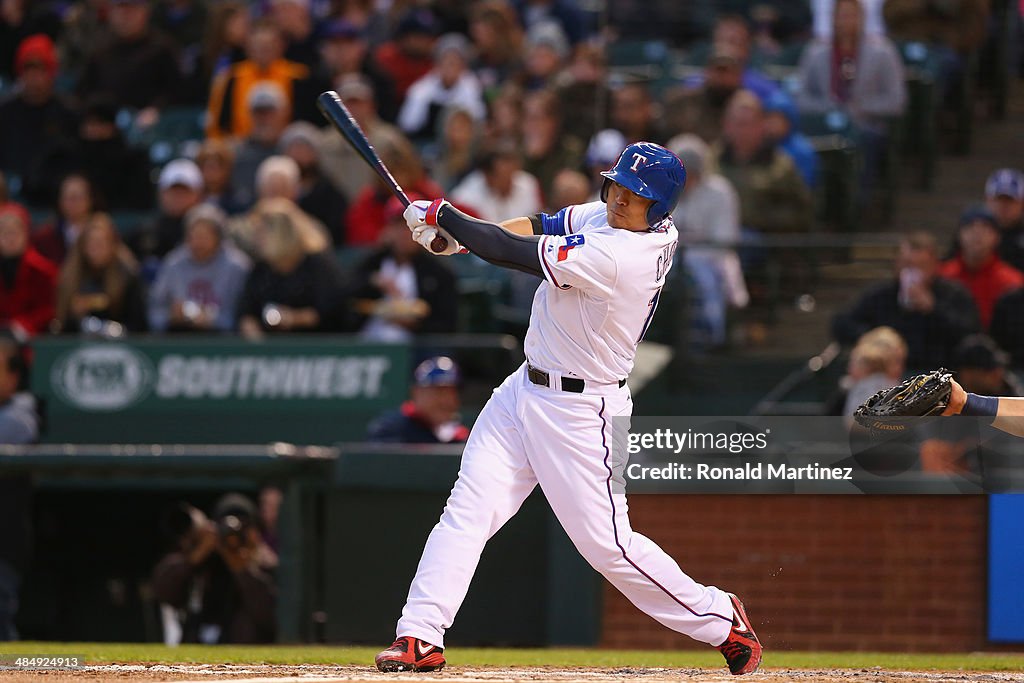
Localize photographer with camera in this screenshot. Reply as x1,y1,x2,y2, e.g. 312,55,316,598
151,493,277,644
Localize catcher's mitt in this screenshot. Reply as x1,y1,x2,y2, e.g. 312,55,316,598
853,368,953,432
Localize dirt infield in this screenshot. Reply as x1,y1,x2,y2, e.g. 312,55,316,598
6,665,1024,683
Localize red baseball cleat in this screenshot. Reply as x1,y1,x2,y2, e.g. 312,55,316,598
717,593,762,675
375,636,446,672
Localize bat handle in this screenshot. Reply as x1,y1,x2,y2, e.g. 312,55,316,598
430,234,449,253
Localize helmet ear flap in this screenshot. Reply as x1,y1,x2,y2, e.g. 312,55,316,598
600,178,611,203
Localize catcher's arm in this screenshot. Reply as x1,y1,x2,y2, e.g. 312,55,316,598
943,378,1024,437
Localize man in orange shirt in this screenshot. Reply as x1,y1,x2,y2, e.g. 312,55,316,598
206,21,309,140
940,205,1024,328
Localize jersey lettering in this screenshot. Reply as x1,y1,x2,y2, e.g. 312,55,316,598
630,153,648,171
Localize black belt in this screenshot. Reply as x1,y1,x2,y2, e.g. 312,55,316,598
527,363,626,393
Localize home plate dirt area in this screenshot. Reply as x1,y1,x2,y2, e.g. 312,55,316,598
6,665,1024,683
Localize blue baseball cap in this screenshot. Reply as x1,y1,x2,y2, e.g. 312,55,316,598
413,356,461,387
985,168,1024,201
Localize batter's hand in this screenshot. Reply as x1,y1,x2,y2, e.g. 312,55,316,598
412,224,463,256
404,198,452,229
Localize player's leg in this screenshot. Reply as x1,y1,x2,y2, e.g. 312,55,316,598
520,387,738,647
392,368,538,650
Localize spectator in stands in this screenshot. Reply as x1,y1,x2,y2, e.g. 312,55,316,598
352,198,458,342
77,0,182,116
280,122,347,243
548,168,590,212
270,0,320,70
468,0,525,98
709,90,813,234
521,89,585,198
237,199,346,338
611,82,665,145
0,208,56,338
838,326,908,417
131,159,204,270
0,335,35,442
452,145,543,223
156,0,210,103
148,204,251,334
317,19,398,122
0,334,36,643
374,8,438,101
583,129,627,200
669,134,748,348
0,0,61,81
367,355,469,444
59,0,112,86
940,205,1024,328
663,45,745,145
813,0,886,38
398,33,486,146
229,83,291,210
984,168,1024,272
252,155,332,247
553,42,611,145
706,14,786,102
833,230,980,369
318,76,407,205
152,494,276,644
196,139,242,215
0,35,77,191
521,20,570,91
763,90,819,189
55,213,147,334
991,287,1024,367
205,21,310,140
25,95,153,211
32,173,98,266
425,106,482,193
919,333,1021,473
487,83,524,144
954,334,1023,396
345,135,444,246
796,0,906,192
511,0,592,45
196,1,248,87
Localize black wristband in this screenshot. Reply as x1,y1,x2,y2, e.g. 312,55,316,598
961,393,998,418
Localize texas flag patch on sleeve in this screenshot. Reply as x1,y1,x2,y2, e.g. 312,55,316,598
557,234,585,262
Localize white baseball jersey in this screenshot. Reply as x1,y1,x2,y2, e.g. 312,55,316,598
525,201,678,384
393,198,735,656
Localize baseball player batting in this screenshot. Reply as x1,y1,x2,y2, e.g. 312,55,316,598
374,142,762,676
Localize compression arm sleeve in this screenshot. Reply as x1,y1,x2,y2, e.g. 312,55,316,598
437,204,543,277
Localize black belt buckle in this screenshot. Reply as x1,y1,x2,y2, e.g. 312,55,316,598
527,365,550,388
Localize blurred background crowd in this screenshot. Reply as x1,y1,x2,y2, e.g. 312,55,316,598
0,0,1020,359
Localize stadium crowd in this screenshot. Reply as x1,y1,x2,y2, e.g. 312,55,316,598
0,0,1020,398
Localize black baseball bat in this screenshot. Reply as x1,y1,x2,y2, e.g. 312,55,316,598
316,91,448,253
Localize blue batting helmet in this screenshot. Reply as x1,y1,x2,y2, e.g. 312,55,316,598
413,356,461,387
600,141,686,226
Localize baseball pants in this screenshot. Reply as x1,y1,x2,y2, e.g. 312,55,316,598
396,363,734,647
